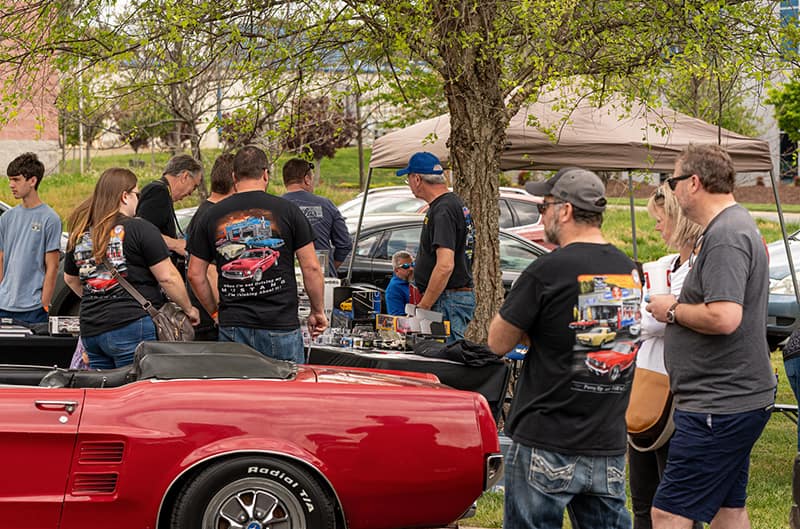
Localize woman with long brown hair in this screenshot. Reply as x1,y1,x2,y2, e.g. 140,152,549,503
63,168,199,368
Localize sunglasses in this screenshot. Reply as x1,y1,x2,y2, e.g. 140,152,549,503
127,189,141,199
536,200,566,214
398,261,415,269
666,174,693,191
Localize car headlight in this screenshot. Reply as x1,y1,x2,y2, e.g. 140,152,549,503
771,276,798,295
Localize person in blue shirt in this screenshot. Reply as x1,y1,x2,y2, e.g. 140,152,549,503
385,251,415,315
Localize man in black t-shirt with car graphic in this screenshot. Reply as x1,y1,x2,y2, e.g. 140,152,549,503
188,146,327,363
488,168,640,529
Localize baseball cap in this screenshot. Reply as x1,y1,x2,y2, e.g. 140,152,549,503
396,152,444,177
525,167,607,213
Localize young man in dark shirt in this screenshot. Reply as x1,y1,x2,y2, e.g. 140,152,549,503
187,146,327,363
281,158,351,277
489,168,639,529
399,152,474,343
185,153,235,340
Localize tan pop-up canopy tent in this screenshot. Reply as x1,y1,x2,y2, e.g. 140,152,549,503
368,92,773,172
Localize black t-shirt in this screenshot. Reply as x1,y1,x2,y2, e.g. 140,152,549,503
64,215,170,337
185,199,216,332
136,178,177,239
188,191,314,329
414,192,475,293
499,243,641,455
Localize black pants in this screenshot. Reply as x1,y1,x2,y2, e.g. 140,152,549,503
628,442,703,529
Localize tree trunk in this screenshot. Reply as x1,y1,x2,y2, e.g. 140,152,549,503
434,0,509,344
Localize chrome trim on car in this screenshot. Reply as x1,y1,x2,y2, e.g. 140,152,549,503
484,453,504,491
155,449,348,529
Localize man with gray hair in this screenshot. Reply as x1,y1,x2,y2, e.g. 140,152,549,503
385,250,416,315
399,152,474,342
137,154,204,272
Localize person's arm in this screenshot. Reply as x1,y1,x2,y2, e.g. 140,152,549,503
296,242,328,337
150,257,200,325
64,273,83,297
646,293,742,335
329,208,352,270
417,247,454,310
41,250,60,310
162,234,187,255
187,255,217,320
488,314,527,356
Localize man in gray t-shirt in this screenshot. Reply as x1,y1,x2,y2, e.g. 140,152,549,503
646,144,775,529
0,153,62,325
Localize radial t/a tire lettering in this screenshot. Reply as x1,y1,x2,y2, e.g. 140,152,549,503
171,456,336,529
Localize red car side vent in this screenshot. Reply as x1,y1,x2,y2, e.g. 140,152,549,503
79,441,125,463
72,473,118,495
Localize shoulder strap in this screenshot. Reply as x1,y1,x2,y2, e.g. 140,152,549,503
107,263,160,319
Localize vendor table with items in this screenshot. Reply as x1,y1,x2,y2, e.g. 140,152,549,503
308,345,511,421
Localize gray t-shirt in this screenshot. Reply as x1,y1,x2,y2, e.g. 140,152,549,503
664,204,775,413
0,203,62,311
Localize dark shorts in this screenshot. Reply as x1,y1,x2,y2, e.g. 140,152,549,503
652,407,770,523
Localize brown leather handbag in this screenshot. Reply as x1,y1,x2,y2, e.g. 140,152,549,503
626,367,674,451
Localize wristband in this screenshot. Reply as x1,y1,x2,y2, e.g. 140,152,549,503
210,311,218,320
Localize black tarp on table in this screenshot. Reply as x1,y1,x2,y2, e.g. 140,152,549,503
309,345,510,421
0,336,78,367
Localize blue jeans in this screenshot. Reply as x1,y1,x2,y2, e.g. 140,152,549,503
432,290,475,344
504,442,631,529
0,307,48,324
785,355,800,451
82,316,156,369
219,326,304,363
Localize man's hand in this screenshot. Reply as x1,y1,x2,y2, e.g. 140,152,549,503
307,310,328,338
186,306,201,326
645,294,678,323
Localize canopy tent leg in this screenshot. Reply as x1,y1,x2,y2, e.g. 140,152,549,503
344,167,374,286
626,170,638,262
771,170,800,310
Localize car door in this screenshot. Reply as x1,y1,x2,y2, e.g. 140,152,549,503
372,226,422,289
0,386,84,528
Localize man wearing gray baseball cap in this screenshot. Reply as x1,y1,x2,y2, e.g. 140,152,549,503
489,167,639,529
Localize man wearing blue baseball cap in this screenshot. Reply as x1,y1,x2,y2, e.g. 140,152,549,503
398,152,475,343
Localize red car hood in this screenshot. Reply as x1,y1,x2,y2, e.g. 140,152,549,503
589,349,635,362
223,258,261,270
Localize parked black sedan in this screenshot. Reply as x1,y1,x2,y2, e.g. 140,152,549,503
340,214,548,292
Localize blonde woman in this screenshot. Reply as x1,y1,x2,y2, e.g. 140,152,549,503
63,168,199,369
630,184,703,529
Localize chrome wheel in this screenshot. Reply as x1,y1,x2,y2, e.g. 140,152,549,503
203,477,306,529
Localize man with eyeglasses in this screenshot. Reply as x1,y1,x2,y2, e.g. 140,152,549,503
385,250,419,315
400,151,475,343
488,167,639,529
645,144,774,529
282,158,351,277
137,154,203,277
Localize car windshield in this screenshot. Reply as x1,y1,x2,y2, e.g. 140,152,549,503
499,235,539,271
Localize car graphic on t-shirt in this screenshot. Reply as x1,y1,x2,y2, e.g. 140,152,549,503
576,326,616,346
584,340,639,381
221,247,280,281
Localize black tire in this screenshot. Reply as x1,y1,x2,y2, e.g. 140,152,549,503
609,365,621,381
171,456,336,529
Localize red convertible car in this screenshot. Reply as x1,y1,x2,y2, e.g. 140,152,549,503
221,247,280,281
2,342,502,529
584,340,639,381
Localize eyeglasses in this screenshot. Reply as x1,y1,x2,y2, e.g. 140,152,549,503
536,200,566,214
666,174,693,191
128,189,140,199
398,261,415,269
